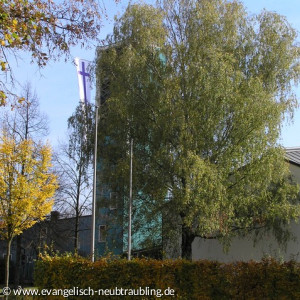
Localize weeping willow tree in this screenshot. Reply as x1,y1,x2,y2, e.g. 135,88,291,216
96,0,300,259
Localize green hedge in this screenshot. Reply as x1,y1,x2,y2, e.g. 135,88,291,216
34,255,300,299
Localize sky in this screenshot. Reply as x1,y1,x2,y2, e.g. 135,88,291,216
7,0,300,149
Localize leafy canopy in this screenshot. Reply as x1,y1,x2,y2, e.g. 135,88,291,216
97,0,300,256
0,133,57,240
0,0,118,105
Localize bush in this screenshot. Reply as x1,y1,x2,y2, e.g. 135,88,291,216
34,254,300,299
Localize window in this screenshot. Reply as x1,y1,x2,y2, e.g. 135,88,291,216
98,225,107,242
109,192,118,210
40,227,48,237
3,254,12,260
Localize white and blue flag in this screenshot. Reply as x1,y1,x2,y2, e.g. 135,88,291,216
75,57,92,105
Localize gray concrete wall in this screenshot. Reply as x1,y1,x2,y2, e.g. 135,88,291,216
192,162,300,262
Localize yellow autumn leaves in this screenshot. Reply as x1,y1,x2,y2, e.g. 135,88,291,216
0,0,108,107
0,134,57,240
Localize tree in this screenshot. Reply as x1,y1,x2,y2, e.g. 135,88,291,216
97,3,168,254
1,82,49,142
0,0,119,106
54,104,94,252
0,134,57,287
0,82,49,285
97,0,300,259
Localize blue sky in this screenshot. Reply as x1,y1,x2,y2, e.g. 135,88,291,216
8,0,300,148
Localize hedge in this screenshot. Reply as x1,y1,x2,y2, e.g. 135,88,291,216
34,255,300,299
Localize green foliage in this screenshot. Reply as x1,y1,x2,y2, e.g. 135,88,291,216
97,0,300,259
35,254,300,299
54,104,94,251
67,104,95,177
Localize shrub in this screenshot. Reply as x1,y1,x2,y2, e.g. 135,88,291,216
34,255,300,299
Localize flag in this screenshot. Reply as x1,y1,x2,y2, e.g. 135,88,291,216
75,57,92,105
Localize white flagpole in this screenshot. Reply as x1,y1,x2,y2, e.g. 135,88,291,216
128,138,133,260
75,57,96,261
91,105,98,262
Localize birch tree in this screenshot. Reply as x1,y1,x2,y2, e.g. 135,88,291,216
97,0,300,259
54,104,94,252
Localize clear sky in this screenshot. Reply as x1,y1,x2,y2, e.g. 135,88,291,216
8,0,300,148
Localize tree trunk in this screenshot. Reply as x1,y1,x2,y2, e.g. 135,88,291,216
14,235,22,287
180,210,195,260
181,225,195,260
5,238,12,288
74,162,82,253
74,180,80,252
74,212,79,253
